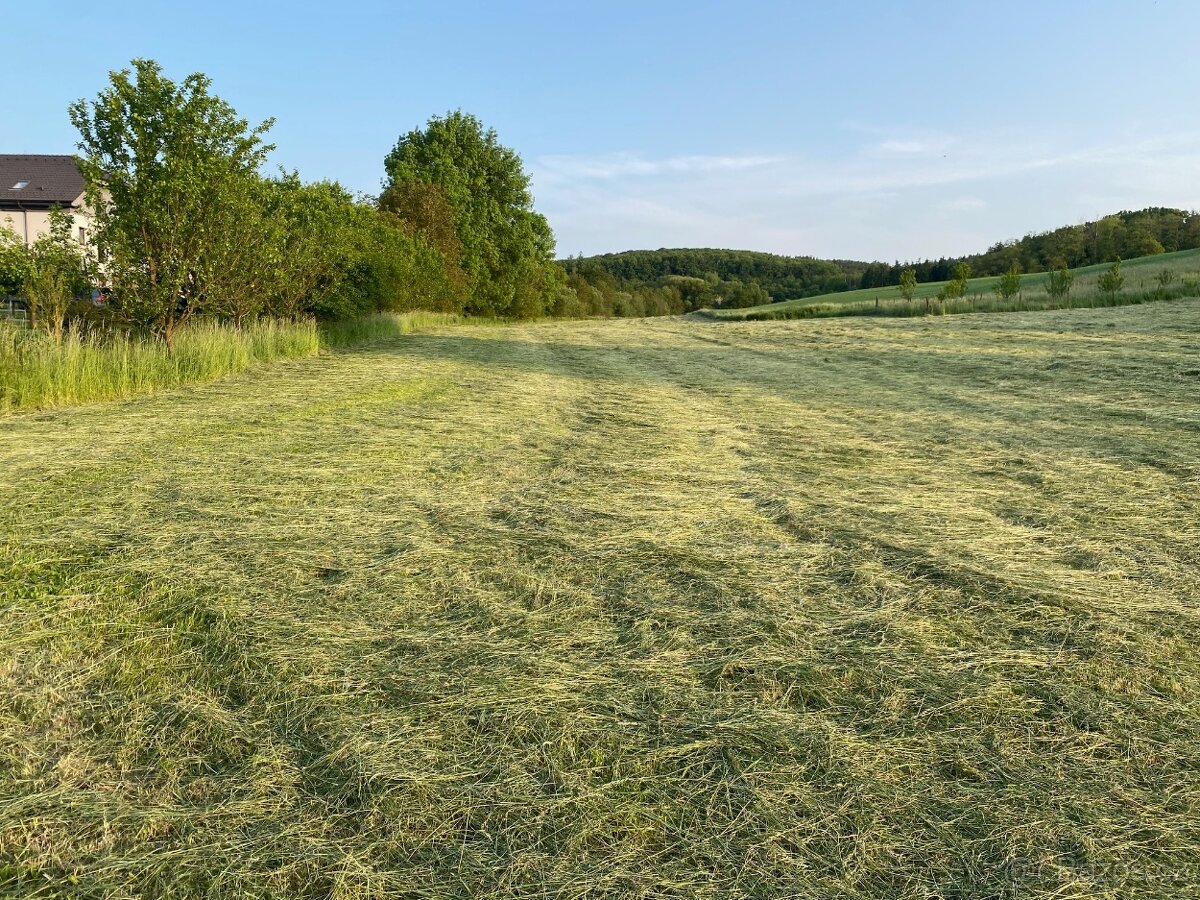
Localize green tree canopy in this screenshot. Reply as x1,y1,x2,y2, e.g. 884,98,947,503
69,58,274,344
382,111,557,318
0,225,30,297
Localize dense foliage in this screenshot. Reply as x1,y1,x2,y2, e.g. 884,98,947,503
43,60,511,343
562,248,865,312
70,60,276,344
382,111,561,318
13,59,1200,336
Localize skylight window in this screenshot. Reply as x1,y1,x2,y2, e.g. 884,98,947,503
11,181,28,190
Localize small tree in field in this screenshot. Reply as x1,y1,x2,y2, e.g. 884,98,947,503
1097,258,1124,301
994,262,1021,304
935,262,971,311
1046,262,1075,305
24,208,90,343
1154,268,1175,298
899,268,917,303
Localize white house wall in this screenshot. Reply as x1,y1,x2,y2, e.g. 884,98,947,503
0,204,93,248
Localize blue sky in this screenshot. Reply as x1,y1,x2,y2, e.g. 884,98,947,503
6,0,1200,261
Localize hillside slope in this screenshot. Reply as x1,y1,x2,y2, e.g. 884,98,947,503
2,306,1199,898
706,246,1200,319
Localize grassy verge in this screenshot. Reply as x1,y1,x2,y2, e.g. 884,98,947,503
1,303,1197,897
0,311,459,413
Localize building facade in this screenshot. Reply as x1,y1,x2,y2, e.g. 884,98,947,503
0,155,93,248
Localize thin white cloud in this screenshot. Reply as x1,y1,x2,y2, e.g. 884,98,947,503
878,139,936,154
537,153,783,180
533,130,1200,260
940,196,987,212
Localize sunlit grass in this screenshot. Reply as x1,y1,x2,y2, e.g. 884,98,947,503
0,312,459,413
1,302,1197,897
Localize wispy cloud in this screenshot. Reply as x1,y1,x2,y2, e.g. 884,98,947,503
533,130,1200,260
878,138,940,154
537,153,784,180
940,196,987,212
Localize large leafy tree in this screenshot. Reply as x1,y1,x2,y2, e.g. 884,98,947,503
382,111,557,317
69,59,274,345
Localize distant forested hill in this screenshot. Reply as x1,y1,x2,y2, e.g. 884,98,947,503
560,207,1200,313
859,207,1200,287
562,248,867,300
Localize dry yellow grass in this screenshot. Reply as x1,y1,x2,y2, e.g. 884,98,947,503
1,302,1198,897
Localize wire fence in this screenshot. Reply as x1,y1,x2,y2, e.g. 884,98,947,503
1,297,29,327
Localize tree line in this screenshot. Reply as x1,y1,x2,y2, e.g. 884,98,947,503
1,59,571,345
565,207,1200,311
561,249,864,313
858,207,1200,288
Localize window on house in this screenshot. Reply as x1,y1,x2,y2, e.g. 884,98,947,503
78,226,86,245
11,181,28,190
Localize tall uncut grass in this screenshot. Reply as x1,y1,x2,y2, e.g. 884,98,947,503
0,312,459,414
320,310,462,348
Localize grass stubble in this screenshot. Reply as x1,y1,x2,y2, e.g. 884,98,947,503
1,301,1198,897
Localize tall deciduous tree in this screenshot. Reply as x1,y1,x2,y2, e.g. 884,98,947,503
898,268,917,302
382,111,557,318
69,59,274,345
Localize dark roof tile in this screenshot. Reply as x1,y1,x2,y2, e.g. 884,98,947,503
0,155,86,209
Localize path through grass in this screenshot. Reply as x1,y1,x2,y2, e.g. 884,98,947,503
2,303,1198,897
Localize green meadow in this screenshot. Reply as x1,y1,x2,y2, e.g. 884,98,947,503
706,247,1200,320
2,301,1198,898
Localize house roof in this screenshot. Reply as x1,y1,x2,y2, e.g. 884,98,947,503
0,155,86,209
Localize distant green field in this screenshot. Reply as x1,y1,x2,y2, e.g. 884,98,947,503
707,247,1200,319
2,304,1198,897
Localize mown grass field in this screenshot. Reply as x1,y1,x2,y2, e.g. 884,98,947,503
706,247,1200,320
2,302,1199,898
